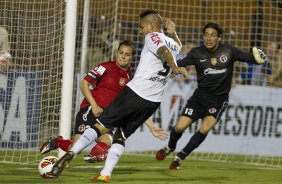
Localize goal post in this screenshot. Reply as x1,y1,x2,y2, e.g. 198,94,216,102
58,0,77,158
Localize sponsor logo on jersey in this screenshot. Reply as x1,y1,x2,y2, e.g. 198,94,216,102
87,71,97,79
87,70,96,78
119,77,126,86
78,124,86,132
200,59,207,62
209,108,217,114
149,76,167,85
95,65,106,75
165,40,178,52
150,33,162,46
220,55,228,63
211,57,217,65
204,68,227,75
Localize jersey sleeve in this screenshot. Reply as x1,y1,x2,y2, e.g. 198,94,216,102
176,49,195,67
145,33,166,55
84,62,108,85
231,46,257,64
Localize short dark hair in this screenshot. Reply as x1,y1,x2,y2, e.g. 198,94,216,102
118,40,136,55
139,9,159,19
203,22,224,37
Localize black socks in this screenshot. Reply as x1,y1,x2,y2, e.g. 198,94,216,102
177,131,207,160
168,127,183,150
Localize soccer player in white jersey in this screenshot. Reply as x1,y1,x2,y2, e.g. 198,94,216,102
49,9,189,182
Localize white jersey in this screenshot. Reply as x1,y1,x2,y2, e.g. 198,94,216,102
127,32,180,102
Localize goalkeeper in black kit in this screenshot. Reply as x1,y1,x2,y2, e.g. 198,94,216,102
156,22,269,169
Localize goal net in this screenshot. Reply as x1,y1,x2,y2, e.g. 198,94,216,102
0,0,281,168
0,0,65,163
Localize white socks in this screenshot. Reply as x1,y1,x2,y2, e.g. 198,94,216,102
70,127,98,154
100,143,125,176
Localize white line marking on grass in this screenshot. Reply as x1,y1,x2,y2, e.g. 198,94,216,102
73,165,164,169
18,167,34,170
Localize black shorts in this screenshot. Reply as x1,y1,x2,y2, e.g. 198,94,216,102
74,106,97,134
75,106,115,135
96,86,160,139
181,88,229,122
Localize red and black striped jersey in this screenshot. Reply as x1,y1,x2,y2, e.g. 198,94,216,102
80,61,131,109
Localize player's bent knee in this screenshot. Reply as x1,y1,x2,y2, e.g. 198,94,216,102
199,123,216,134
97,134,113,145
174,125,185,133
175,116,192,132
199,127,210,134
94,124,109,135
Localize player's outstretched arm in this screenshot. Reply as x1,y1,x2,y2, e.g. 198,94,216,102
252,47,269,65
144,118,168,141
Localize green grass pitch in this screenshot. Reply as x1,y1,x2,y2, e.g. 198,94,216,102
0,154,281,184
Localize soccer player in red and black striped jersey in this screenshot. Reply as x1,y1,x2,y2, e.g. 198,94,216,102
40,40,135,162
156,22,269,169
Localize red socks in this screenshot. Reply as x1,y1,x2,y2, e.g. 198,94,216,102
54,137,109,154
89,142,109,155
55,137,73,152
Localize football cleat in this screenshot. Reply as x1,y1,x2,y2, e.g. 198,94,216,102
169,156,182,170
92,175,111,183
40,136,62,154
49,151,75,178
84,151,108,163
156,145,174,161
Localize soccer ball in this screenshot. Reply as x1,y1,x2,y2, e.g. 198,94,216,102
38,156,58,178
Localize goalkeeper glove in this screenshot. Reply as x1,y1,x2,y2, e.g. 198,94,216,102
252,47,269,64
